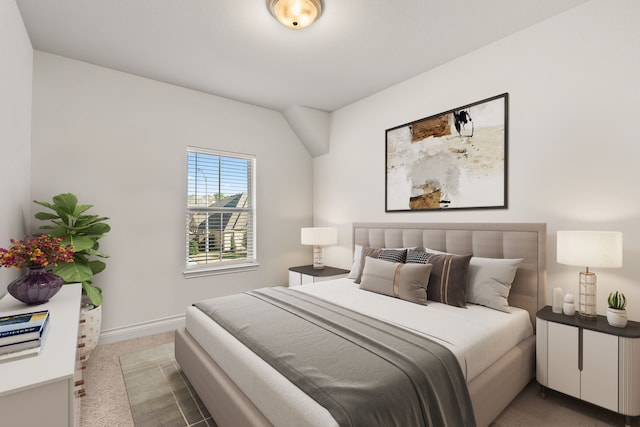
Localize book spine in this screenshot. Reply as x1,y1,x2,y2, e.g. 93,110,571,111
0,311,48,325
0,326,39,339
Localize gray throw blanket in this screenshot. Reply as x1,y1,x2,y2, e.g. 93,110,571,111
195,287,476,427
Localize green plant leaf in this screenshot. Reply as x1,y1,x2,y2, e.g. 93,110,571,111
52,193,79,214
84,223,111,236
73,204,93,217
85,248,109,258
53,260,93,283
34,212,60,221
33,200,56,210
49,225,69,238
89,260,106,275
66,236,96,252
82,282,103,306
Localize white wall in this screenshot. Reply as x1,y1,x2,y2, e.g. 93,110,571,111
316,0,640,319
30,52,313,333
0,1,33,293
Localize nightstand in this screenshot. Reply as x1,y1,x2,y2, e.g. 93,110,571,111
536,306,640,427
288,265,350,287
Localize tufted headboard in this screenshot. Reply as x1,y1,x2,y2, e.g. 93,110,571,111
352,222,547,329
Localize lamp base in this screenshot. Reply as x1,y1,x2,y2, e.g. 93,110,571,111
312,245,325,270
578,271,597,319
578,312,597,320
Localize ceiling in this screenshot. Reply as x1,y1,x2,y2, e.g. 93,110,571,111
17,0,588,113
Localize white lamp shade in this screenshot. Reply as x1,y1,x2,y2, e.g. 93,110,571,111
301,227,337,246
557,230,623,268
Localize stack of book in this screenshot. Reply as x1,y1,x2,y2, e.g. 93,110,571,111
0,310,50,362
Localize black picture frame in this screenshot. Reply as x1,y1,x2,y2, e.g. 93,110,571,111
385,93,508,212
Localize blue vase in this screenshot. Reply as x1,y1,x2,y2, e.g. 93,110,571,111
7,267,64,305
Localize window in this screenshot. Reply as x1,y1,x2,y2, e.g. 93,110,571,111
185,147,257,276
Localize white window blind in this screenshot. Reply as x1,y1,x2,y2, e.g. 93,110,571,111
185,146,257,275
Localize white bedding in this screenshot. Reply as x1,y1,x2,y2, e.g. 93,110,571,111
185,278,533,427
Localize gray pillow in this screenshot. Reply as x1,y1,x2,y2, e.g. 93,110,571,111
359,257,432,305
467,257,523,312
354,247,382,283
426,253,472,307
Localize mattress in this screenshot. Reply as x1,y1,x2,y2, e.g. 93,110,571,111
185,278,533,427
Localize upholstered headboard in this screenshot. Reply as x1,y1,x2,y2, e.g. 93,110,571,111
352,222,547,329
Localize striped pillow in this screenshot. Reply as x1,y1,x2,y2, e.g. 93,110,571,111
359,257,431,305
426,253,472,307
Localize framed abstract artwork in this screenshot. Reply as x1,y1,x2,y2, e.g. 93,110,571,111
385,93,508,212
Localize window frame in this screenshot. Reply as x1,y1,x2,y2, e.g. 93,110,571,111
184,146,258,278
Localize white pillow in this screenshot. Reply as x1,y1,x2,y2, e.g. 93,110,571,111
467,257,523,312
422,246,450,255
347,245,364,279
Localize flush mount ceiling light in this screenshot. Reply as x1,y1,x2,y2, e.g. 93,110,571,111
269,0,322,30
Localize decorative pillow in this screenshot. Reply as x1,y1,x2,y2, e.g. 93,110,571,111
467,257,523,312
406,249,430,264
378,248,407,264
354,247,382,283
350,246,412,284
359,257,432,305
426,253,472,307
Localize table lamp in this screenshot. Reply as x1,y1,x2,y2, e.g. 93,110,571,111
301,227,337,270
557,230,623,319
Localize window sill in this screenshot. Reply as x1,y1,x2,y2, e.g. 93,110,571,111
183,262,260,279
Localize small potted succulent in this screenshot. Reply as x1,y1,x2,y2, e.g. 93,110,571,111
607,291,627,328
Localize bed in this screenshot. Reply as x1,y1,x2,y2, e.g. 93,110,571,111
175,222,547,427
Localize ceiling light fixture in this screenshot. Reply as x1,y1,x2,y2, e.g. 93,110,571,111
269,0,322,30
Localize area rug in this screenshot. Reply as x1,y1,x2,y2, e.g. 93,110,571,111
120,342,216,427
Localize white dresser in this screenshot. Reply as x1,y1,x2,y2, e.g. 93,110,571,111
0,283,83,427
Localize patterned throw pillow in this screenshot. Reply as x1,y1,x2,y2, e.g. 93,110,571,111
426,253,472,307
406,249,430,264
353,248,415,284
378,249,407,264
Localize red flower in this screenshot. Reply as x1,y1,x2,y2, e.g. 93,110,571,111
0,234,75,269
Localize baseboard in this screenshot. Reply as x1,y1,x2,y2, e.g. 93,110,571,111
98,313,186,345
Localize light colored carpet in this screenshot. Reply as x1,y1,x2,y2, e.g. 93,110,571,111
80,331,638,426
80,331,176,427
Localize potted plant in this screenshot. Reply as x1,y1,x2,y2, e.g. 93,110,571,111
607,291,627,328
0,234,75,305
33,193,110,357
